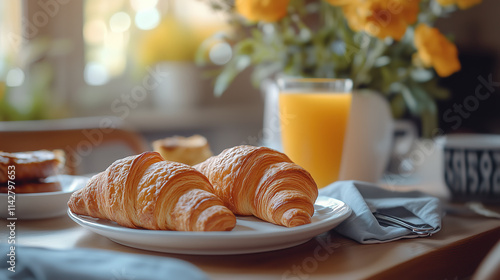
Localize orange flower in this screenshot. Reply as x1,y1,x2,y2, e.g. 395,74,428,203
414,24,461,77
235,0,290,23
436,0,481,9
334,0,420,41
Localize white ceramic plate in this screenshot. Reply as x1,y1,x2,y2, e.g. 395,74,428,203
68,196,351,255
0,175,88,219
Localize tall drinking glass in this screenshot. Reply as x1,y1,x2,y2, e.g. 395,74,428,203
278,78,352,188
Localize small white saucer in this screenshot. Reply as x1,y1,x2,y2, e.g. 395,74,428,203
0,175,88,219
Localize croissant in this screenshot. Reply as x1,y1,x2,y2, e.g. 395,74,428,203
68,152,236,231
194,145,318,227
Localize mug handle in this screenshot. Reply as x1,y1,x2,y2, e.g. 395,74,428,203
392,120,418,157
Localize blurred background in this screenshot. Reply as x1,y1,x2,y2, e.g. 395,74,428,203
0,0,263,155
0,0,499,173
435,0,500,134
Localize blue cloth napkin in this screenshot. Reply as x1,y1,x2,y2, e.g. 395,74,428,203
0,245,208,280
320,180,442,244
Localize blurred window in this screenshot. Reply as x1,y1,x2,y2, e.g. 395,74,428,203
0,1,23,86
0,0,228,120
82,0,227,85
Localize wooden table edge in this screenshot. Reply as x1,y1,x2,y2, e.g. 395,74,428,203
366,225,500,280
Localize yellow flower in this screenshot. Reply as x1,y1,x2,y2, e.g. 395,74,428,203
414,24,461,77
235,0,290,23
338,0,420,41
436,0,481,9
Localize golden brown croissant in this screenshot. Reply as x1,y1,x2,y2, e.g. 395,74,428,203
68,152,236,231
195,145,318,227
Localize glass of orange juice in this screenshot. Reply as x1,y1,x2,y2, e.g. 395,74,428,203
278,78,352,188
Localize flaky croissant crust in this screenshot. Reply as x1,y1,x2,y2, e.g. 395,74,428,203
68,152,236,231
195,145,318,227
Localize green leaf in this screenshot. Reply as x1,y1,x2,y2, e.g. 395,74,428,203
195,40,213,66
251,28,263,41
421,106,438,138
393,83,419,115
213,55,251,97
410,68,433,82
213,67,237,97
390,93,406,119
421,79,451,100
235,39,255,55
251,62,282,87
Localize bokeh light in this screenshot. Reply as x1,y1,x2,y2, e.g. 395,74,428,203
209,42,232,65
130,0,158,12
5,68,25,87
109,12,131,33
135,8,160,30
84,62,109,86
84,19,107,45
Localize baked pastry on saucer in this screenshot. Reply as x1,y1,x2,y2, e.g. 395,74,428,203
0,150,65,184
153,135,213,166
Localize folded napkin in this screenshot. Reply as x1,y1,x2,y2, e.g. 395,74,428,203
0,245,208,280
320,180,442,244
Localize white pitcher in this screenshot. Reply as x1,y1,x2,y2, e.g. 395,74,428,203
339,90,394,183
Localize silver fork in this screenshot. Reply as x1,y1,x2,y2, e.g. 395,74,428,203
373,211,436,236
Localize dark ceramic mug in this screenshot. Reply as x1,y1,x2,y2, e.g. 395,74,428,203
440,134,500,202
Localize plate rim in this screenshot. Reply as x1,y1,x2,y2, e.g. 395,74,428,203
0,175,88,197
0,175,89,219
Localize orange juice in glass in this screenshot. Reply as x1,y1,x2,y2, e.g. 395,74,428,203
278,78,352,188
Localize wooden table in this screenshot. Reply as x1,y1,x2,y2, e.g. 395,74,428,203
4,208,500,280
